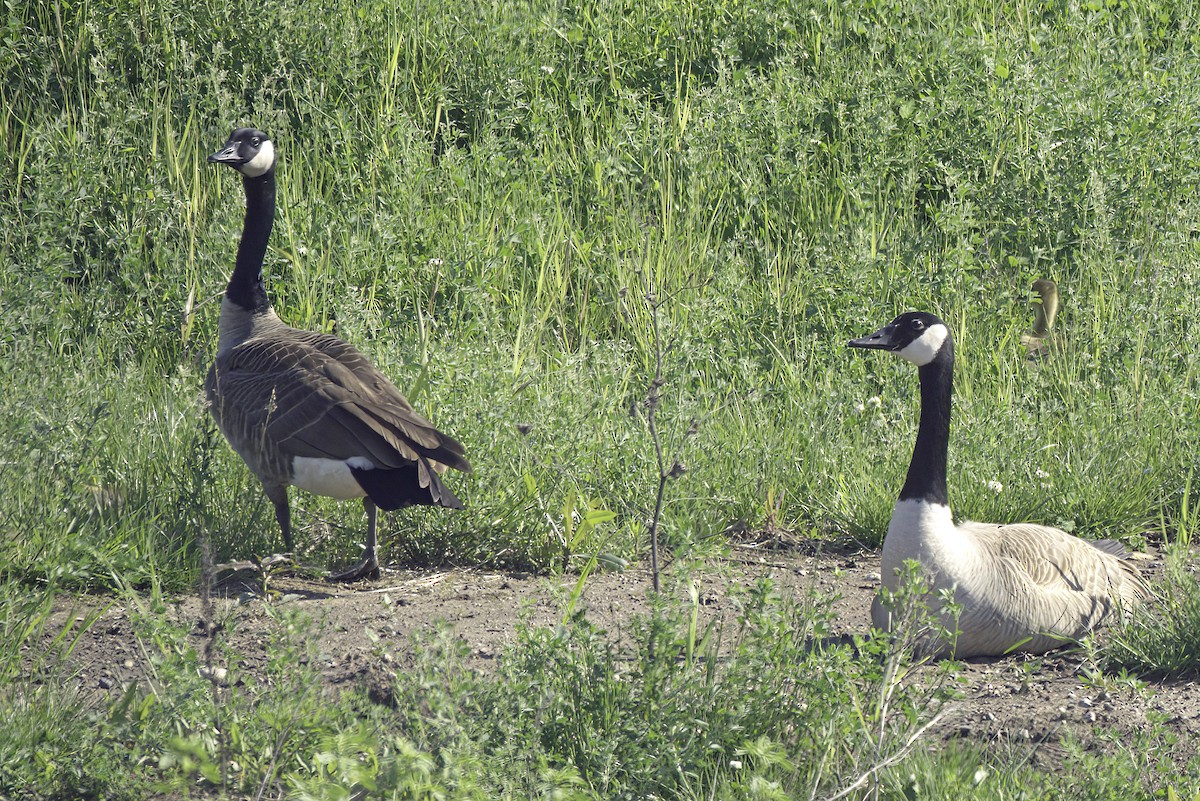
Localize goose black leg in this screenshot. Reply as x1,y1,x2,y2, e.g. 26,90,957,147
264,483,293,550
326,498,382,582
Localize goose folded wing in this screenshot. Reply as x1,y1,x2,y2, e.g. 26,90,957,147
969,521,1125,631
295,330,419,410
217,338,467,470
296,332,471,472
283,330,469,470
967,522,1093,588
353,400,470,472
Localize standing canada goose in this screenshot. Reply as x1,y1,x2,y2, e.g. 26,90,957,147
206,127,470,581
1020,278,1059,360
848,312,1144,657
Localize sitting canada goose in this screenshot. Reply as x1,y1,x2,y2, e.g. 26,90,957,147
848,312,1144,657
206,128,470,581
1020,278,1059,360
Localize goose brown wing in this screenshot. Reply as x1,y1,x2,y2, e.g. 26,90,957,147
293,330,418,411
290,330,470,471
209,334,470,473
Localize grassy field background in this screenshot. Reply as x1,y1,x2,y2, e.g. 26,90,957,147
3,0,1200,796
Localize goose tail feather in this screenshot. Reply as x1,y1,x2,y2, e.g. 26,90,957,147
350,459,465,511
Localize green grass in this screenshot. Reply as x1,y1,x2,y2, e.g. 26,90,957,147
4,0,1200,796
5,0,1200,582
1103,547,1200,678
3,572,1198,799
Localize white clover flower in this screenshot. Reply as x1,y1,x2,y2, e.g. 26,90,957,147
853,402,865,414
428,257,444,267
297,245,309,256
1035,468,1050,479
729,760,743,770
987,480,1003,494
867,396,882,408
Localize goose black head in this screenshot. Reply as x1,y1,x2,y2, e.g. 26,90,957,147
848,311,952,367
208,128,275,178
1031,278,1058,299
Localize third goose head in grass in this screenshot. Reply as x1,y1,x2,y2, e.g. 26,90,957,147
1020,278,1059,360
206,127,470,581
849,311,1144,658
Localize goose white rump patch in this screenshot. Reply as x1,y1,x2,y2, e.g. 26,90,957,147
292,456,372,499
897,324,949,366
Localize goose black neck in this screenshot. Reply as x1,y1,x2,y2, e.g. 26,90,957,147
900,351,953,505
225,170,275,313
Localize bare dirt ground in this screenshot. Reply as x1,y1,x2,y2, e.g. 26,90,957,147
47,543,1200,770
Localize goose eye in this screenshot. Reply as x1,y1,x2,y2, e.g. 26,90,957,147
911,319,925,331
250,136,261,147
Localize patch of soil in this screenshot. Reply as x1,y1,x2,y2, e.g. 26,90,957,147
43,545,1200,769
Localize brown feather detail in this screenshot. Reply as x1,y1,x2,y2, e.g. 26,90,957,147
206,324,471,489
354,402,468,467
291,330,422,411
278,329,469,470
968,522,1148,601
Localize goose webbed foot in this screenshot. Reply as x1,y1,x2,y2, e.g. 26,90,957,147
325,549,381,582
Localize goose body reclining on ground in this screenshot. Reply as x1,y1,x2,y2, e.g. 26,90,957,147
848,311,1144,658
206,128,470,581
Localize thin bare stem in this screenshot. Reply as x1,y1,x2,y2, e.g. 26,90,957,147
820,710,949,801
645,290,666,594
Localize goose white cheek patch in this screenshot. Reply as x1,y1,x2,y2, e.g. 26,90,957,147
897,324,949,366
239,140,275,177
